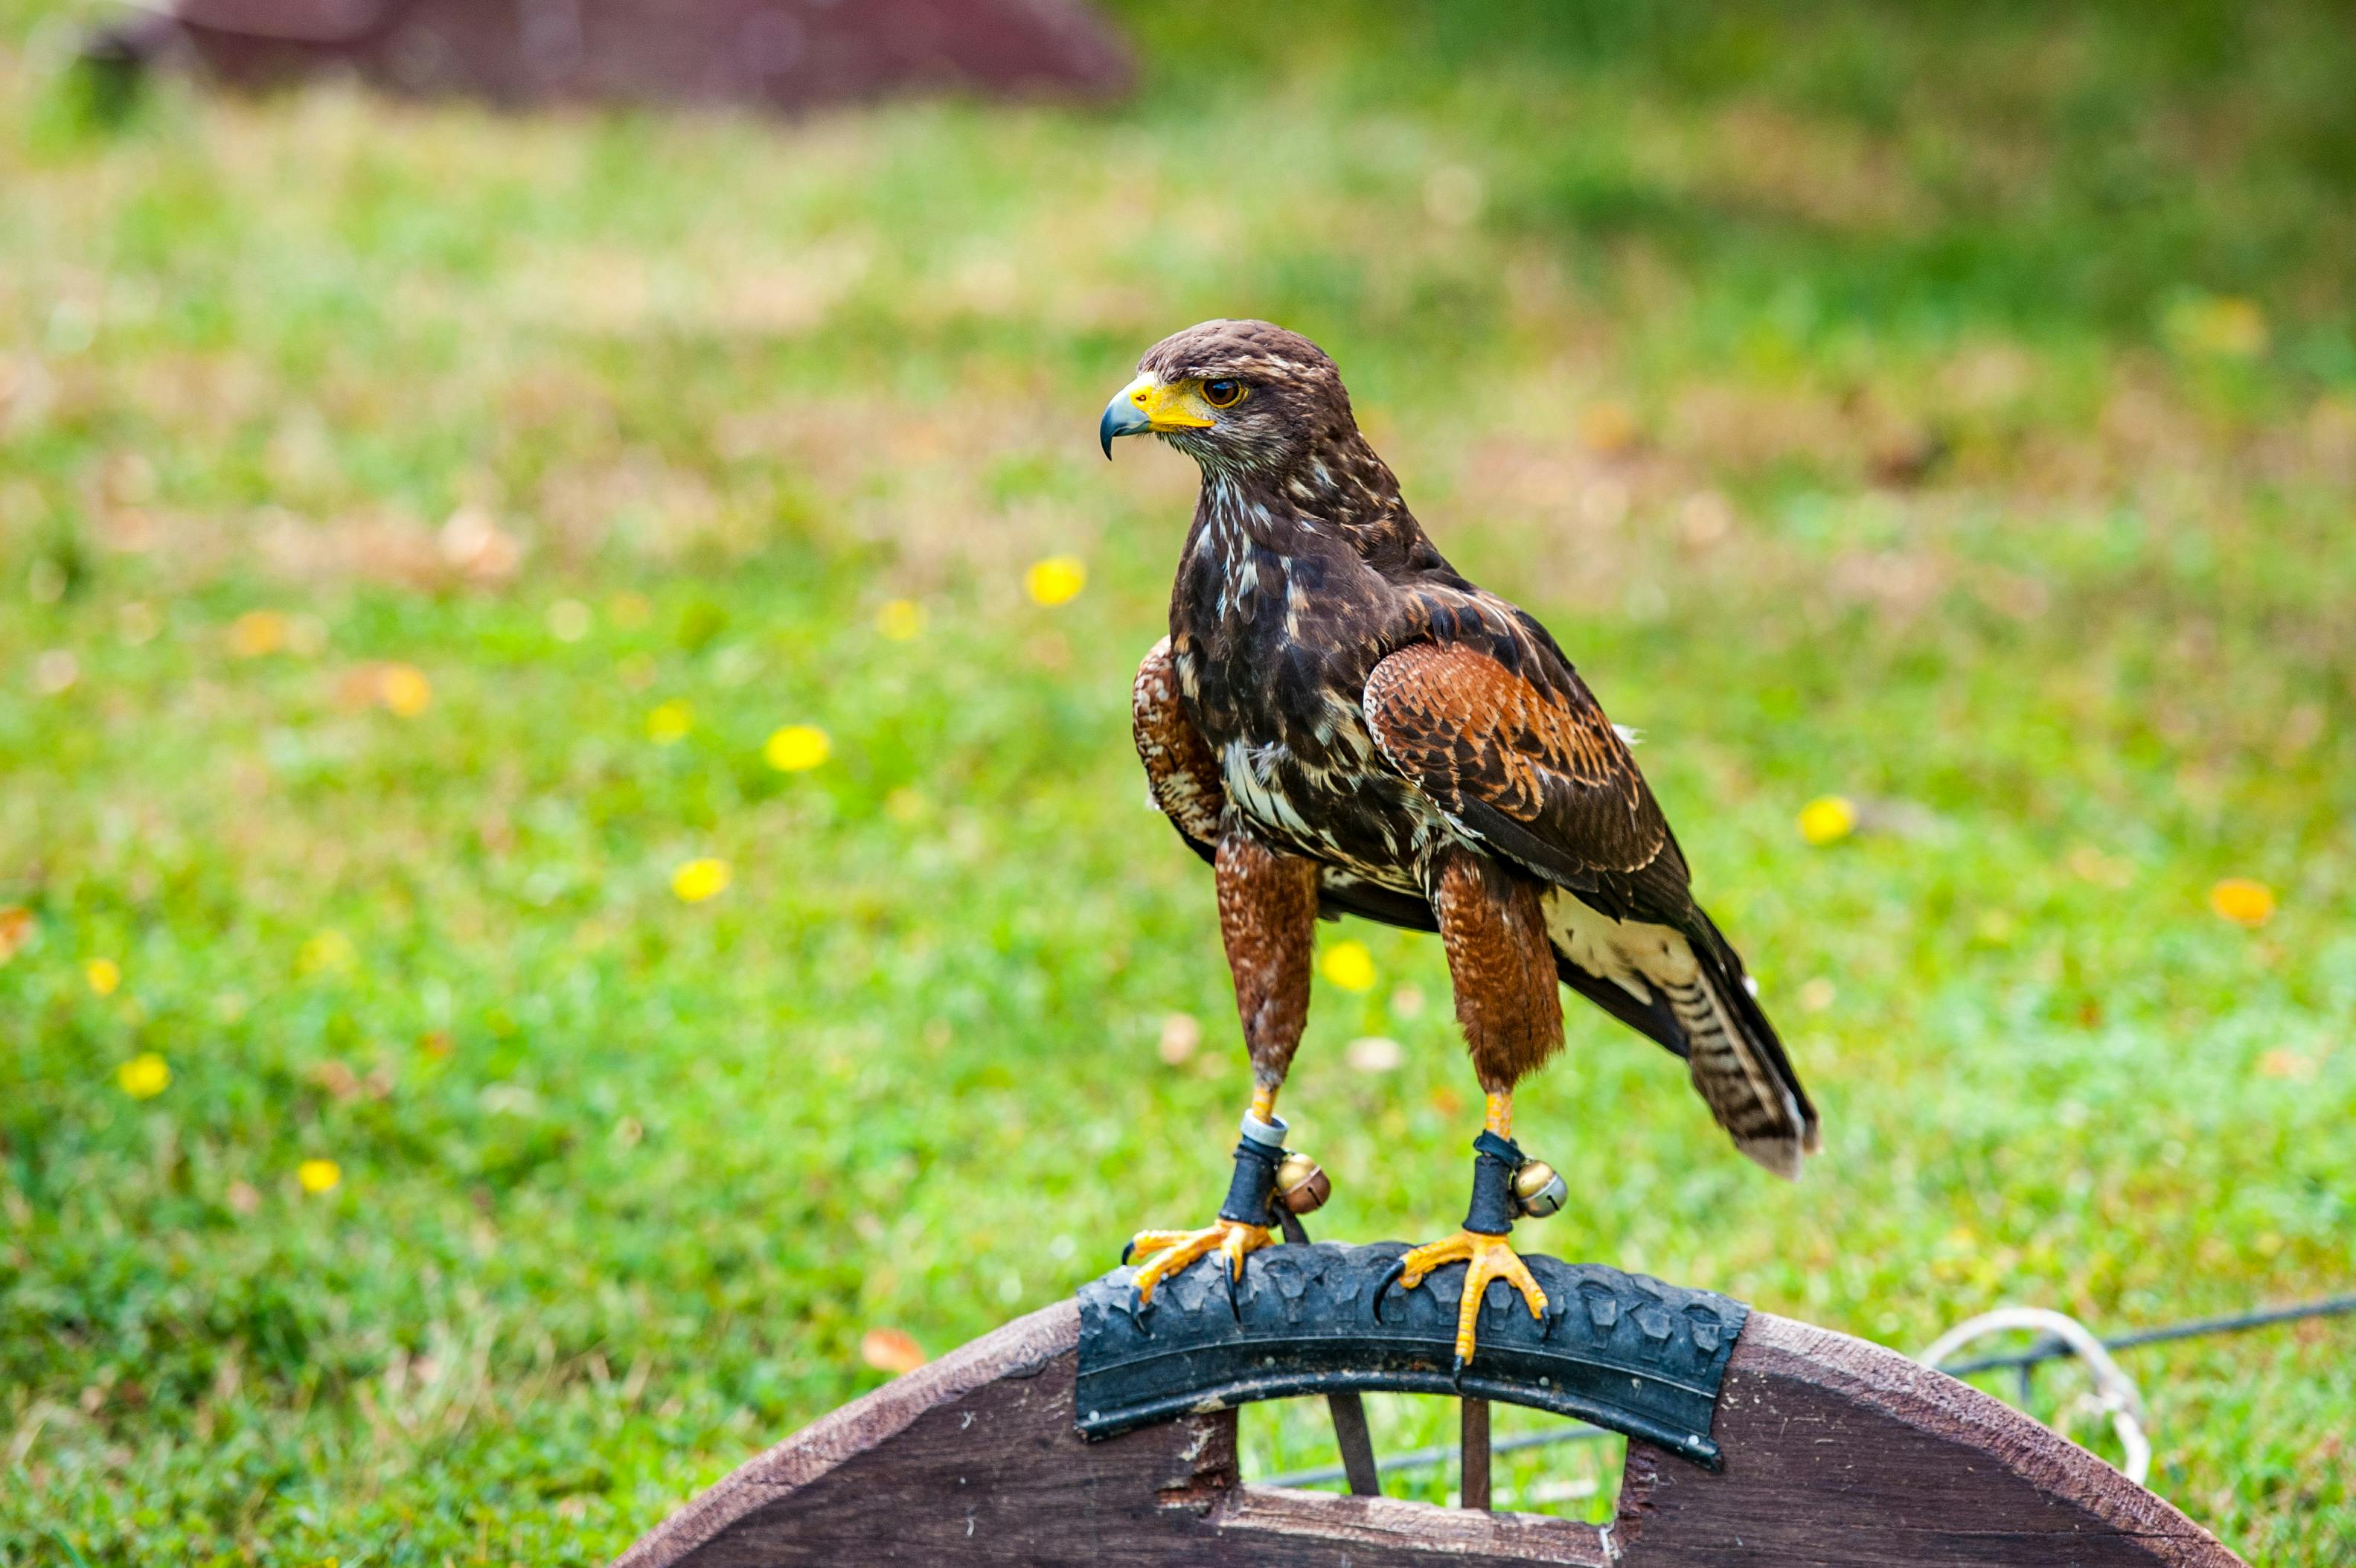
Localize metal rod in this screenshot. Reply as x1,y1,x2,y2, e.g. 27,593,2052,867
1325,1391,1382,1497
1941,1293,2356,1377
1460,1397,1491,1511
1277,1209,1381,1496
1259,1421,1612,1490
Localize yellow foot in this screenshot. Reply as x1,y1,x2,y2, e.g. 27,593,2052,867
1393,1229,1549,1364
1124,1220,1273,1307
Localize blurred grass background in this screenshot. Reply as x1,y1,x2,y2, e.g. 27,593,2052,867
2,0,2353,1561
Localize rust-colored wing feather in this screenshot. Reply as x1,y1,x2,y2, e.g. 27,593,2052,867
1133,636,1224,863
1362,638,1683,921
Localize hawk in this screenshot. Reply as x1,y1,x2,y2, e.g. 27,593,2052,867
1101,319,1819,1363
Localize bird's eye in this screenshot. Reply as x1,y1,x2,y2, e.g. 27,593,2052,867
1201,379,1246,409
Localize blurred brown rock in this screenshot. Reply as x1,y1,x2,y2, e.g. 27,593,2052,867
97,0,1132,112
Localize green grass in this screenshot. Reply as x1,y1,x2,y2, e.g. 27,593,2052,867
3,0,2353,1561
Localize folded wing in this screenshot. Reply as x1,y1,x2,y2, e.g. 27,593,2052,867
1363,630,1819,1175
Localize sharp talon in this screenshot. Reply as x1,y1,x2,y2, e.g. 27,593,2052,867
1372,1258,1405,1316
1120,1220,1270,1319
1395,1229,1543,1365
1120,1240,1136,1266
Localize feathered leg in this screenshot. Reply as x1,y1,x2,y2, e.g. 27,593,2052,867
1393,848,1562,1363
1127,831,1318,1305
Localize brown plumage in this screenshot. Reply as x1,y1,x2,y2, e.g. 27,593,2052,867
1106,320,1817,1344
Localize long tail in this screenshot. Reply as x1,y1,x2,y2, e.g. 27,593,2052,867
1662,909,1821,1179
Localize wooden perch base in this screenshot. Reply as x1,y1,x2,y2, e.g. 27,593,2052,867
614,1293,2244,1567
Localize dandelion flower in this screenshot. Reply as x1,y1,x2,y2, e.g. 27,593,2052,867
876,599,925,641
298,930,357,976
1797,796,1857,845
229,611,287,658
2209,877,2275,927
118,1053,170,1099
378,663,432,717
1024,557,1086,607
646,700,693,745
297,1158,342,1195
764,725,830,772
2165,295,2269,360
85,958,121,996
673,857,731,903
1320,939,1377,993
1577,401,1639,456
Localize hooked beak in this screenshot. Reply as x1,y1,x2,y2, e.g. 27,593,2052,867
1099,374,1212,458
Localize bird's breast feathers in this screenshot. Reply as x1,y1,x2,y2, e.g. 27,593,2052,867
1215,732,1441,896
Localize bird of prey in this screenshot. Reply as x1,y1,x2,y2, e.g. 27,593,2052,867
1101,319,1819,1363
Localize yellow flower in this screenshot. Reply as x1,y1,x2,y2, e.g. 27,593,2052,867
2165,294,2269,360
673,857,731,903
1320,939,1377,993
1024,556,1087,607
298,930,357,976
1577,400,1640,456
378,663,432,717
297,1158,342,1194
2209,877,2276,927
646,700,693,745
118,1052,170,1099
764,725,831,772
876,599,926,641
1797,796,1858,846
85,957,121,996
229,610,287,658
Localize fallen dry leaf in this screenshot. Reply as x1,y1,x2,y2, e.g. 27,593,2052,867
860,1327,927,1376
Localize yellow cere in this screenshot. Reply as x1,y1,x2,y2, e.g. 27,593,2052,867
298,1158,342,1195
85,957,121,996
876,599,926,641
1798,795,1858,845
1125,376,1217,429
2208,877,2276,927
647,700,694,745
764,725,831,772
118,1052,170,1099
1320,939,1378,993
673,857,732,903
1025,556,1087,607
378,663,432,717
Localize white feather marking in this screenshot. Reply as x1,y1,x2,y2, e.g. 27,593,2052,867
1543,891,1694,999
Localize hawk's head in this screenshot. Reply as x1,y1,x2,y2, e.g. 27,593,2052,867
1100,319,1357,478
